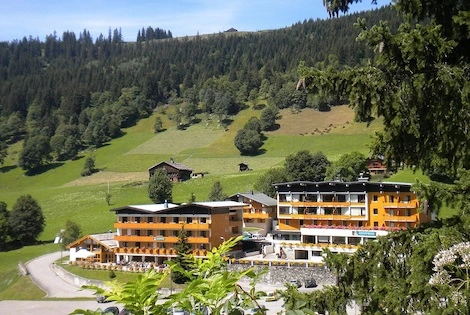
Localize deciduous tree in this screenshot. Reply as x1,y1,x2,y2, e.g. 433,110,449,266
8,195,45,245
234,129,263,155
284,150,330,182
325,151,366,181
60,220,82,250
148,168,173,203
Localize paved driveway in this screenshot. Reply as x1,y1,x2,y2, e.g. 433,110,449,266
26,251,95,298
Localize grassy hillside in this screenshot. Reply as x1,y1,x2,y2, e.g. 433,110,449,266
0,104,383,241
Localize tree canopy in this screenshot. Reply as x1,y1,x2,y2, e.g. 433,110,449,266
284,150,330,182
148,168,173,203
7,195,45,245
303,0,470,175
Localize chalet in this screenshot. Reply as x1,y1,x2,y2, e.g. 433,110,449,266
228,192,277,234
366,157,387,175
148,159,193,182
67,232,118,263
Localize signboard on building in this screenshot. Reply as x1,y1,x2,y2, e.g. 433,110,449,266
352,231,376,237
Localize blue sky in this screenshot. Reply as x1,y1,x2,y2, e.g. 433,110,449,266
0,0,387,42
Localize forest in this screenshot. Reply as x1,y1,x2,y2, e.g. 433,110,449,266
0,6,401,171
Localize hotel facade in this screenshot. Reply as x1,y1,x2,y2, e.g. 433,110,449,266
111,201,245,264
271,180,432,261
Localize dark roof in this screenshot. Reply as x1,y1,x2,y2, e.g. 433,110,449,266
229,192,277,206
273,180,413,192
148,161,193,171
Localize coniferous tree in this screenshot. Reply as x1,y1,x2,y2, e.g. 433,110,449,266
208,181,227,201
171,226,193,284
81,156,96,177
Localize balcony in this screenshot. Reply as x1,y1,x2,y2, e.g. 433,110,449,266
382,202,417,209
115,222,210,230
278,213,365,220
383,215,417,223
115,235,209,244
115,247,209,256
243,212,270,219
279,201,366,207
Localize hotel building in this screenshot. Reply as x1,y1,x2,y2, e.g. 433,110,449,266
272,180,432,260
111,201,246,264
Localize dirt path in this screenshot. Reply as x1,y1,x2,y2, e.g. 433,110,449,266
62,171,148,187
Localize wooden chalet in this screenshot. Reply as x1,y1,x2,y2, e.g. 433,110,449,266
366,157,387,175
148,159,193,182
66,232,118,263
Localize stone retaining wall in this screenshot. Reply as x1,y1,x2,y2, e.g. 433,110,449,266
228,264,336,286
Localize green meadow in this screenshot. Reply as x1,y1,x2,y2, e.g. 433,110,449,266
0,103,433,299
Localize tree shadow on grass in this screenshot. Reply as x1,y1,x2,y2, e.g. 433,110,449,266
25,162,64,176
0,165,17,173
241,148,267,157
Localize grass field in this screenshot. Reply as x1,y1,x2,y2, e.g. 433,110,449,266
0,103,433,299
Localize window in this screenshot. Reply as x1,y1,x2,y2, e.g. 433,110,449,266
160,217,166,223
136,242,141,248
173,217,179,223
173,230,179,237
313,220,318,225
147,230,152,236
389,195,394,203
299,220,304,226
406,209,412,216
148,217,153,223
200,231,206,237
405,195,411,202
135,230,141,236
161,231,166,236
373,208,378,215
186,217,193,224
200,217,207,223
122,217,128,223
358,221,363,227
328,220,332,226
187,231,193,237
373,195,378,202
374,222,378,227
135,217,141,223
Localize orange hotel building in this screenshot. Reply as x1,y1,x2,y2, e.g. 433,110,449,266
112,201,245,264
271,180,433,260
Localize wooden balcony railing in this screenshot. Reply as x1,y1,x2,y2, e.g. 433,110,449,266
115,222,210,230
114,247,209,256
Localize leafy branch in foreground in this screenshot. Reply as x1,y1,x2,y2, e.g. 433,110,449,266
72,236,268,315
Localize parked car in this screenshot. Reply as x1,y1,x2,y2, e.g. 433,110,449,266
265,291,280,302
170,307,189,315
102,306,119,315
288,279,302,288
96,294,108,303
304,278,317,288
119,308,134,315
